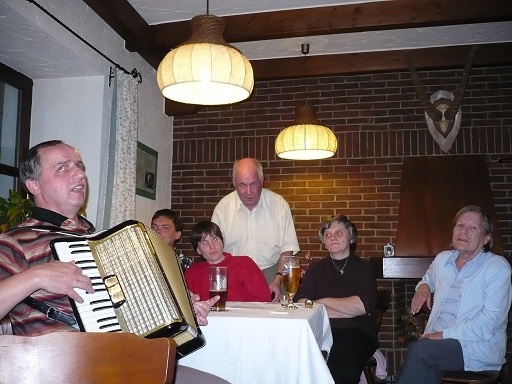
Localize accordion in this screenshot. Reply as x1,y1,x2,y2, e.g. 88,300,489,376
50,220,205,358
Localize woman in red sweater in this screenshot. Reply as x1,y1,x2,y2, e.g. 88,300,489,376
184,221,271,302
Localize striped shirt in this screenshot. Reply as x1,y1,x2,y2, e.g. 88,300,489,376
0,208,93,336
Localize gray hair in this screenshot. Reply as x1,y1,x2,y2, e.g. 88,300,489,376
318,214,358,250
452,205,494,251
232,158,264,182
19,140,64,188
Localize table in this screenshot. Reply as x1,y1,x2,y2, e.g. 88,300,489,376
179,301,334,384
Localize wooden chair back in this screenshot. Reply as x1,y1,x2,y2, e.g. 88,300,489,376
0,332,176,384
363,289,392,384
370,289,392,329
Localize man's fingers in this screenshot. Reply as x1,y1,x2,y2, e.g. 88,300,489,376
208,295,220,306
68,288,85,303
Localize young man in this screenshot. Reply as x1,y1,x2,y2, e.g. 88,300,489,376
0,140,227,384
151,209,183,248
151,209,194,271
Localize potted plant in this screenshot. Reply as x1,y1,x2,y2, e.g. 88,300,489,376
0,189,32,233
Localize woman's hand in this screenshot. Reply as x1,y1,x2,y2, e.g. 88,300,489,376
421,331,442,340
410,283,432,315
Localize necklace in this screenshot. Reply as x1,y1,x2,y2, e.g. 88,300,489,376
330,256,349,275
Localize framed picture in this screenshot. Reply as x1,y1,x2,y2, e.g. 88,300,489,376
136,141,158,200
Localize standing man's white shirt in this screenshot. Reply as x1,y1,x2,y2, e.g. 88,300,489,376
212,188,299,269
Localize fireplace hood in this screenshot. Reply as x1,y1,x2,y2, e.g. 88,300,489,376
371,155,503,279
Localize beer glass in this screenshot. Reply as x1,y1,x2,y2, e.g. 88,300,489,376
209,266,227,311
281,256,300,310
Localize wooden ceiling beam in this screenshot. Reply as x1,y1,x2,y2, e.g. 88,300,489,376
164,43,512,116
81,0,512,116
83,0,512,70
152,0,512,48
82,0,165,66
252,43,512,80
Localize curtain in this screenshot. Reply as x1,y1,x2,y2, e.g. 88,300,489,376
96,69,138,230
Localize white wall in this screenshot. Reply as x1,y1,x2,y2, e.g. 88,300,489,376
8,0,174,229
136,74,174,227
30,76,109,225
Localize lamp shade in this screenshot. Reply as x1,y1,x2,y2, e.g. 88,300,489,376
157,14,254,105
275,105,337,160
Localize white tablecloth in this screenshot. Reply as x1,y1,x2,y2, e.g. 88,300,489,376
179,301,334,384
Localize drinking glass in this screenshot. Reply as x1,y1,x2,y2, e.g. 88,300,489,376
281,255,300,310
279,294,289,309
209,266,228,311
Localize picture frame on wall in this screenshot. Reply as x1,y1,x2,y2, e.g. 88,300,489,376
136,141,158,200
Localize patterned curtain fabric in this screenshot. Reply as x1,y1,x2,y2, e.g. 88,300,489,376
96,69,138,229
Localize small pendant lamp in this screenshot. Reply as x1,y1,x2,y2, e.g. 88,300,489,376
156,2,254,106
275,44,337,160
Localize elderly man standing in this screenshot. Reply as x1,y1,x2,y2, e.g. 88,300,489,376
212,158,300,300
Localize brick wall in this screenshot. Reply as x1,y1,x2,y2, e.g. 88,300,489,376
171,66,512,380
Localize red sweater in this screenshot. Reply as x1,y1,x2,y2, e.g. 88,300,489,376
184,252,271,302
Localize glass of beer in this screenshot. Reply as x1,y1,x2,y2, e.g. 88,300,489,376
209,266,227,311
281,256,300,310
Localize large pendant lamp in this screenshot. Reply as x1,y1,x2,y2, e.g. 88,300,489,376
156,4,254,106
275,44,337,160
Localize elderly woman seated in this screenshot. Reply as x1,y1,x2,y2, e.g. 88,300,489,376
295,214,378,384
396,205,512,384
184,221,271,302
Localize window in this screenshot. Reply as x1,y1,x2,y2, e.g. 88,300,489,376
0,62,32,197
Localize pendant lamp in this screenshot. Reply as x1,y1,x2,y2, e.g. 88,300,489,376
275,44,337,160
157,4,254,106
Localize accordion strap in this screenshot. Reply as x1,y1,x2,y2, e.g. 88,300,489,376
27,225,89,236
0,315,13,335
17,225,82,327
23,296,76,326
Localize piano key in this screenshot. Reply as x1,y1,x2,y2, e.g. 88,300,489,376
77,307,119,328
77,314,120,332
78,308,116,322
82,319,121,333
72,288,117,320
75,290,111,307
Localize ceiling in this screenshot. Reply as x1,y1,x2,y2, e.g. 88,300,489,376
1,0,511,115
85,0,512,114
85,0,512,72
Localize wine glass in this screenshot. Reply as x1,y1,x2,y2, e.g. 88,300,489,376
281,255,300,310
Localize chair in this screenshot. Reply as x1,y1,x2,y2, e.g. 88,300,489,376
363,289,391,384
441,370,501,384
0,331,176,384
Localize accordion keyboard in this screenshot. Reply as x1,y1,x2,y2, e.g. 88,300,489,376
51,240,122,333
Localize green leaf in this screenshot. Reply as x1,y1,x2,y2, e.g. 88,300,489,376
0,190,33,233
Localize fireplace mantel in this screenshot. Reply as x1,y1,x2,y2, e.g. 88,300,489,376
370,257,433,279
